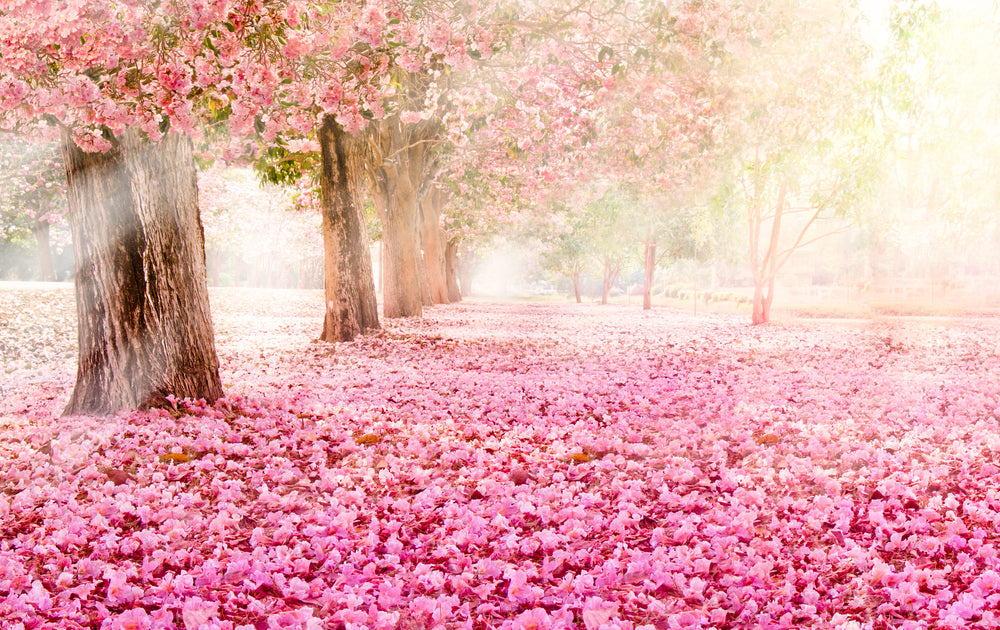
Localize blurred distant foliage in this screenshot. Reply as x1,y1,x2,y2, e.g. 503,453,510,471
0,140,70,280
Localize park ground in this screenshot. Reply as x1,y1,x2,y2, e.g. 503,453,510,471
3,283,1000,629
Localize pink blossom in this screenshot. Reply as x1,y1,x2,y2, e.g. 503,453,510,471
181,597,219,628
107,608,151,630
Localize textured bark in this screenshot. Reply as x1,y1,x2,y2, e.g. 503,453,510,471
62,131,222,415
369,120,429,318
367,113,442,319
372,172,423,317
643,242,656,310
420,187,449,304
32,220,55,281
318,115,380,342
444,238,461,303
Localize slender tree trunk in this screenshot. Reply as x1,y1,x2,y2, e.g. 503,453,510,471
752,282,768,325
206,245,221,286
571,270,582,303
643,241,656,310
419,254,434,307
748,177,787,326
601,259,619,305
444,238,461,303
457,251,474,298
318,116,380,342
32,220,55,281
420,187,449,304
62,131,222,415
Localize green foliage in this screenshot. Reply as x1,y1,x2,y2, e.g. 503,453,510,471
254,146,321,187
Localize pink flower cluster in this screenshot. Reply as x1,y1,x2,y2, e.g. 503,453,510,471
5,288,1000,628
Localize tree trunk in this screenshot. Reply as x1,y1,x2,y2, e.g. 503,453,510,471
419,254,434,307
571,270,582,303
62,131,222,415
752,277,775,325
747,175,787,326
643,241,656,310
373,172,424,318
206,245,221,286
32,220,55,281
444,238,461,303
368,116,439,319
420,186,449,304
601,259,619,305
318,115,380,342
457,251,474,298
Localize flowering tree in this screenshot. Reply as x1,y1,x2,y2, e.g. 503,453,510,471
0,139,66,281
718,1,879,325
0,0,422,410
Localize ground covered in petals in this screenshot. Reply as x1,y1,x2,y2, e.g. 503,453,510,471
4,285,1000,629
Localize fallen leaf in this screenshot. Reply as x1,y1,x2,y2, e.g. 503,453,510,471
98,466,133,485
755,433,780,446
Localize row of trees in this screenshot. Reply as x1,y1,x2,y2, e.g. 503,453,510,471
497,0,1000,323
0,0,679,414
1,0,996,414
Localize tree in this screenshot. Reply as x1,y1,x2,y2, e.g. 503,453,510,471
578,189,638,305
420,184,451,304
62,131,222,414
317,115,380,341
0,140,67,281
870,0,1000,289
539,208,592,303
367,114,440,318
0,1,235,413
720,0,879,325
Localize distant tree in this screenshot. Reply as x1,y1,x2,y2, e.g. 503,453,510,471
871,0,1000,286
0,140,66,281
721,1,880,324
538,204,593,303
583,189,640,305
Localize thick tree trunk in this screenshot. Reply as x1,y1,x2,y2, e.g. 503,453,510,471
62,131,222,415
444,238,461,303
367,114,443,318
420,187,449,304
373,175,424,318
32,220,55,281
318,116,380,342
643,242,656,310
